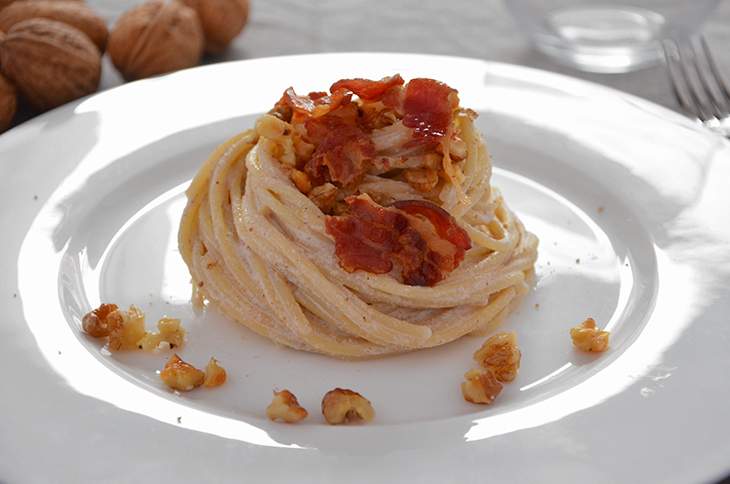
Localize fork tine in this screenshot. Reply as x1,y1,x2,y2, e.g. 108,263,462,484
675,39,715,122
691,37,730,119
663,39,700,119
699,36,730,110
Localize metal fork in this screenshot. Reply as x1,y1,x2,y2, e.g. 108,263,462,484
663,36,730,138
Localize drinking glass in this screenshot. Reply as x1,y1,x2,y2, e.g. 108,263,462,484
504,0,722,73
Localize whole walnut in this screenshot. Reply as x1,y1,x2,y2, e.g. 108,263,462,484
179,0,249,54
0,18,101,111
0,0,108,51
108,0,203,81
0,70,17,133
0,0,83,12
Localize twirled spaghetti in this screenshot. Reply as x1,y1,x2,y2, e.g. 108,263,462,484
179,74,538,358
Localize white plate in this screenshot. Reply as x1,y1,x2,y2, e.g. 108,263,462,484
2,53,729,484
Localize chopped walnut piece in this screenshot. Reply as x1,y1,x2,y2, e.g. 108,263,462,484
449,137,467,160
461,368,503,405
473,331,521,382
138,317,186,351
203,357,227,388
308,182,338,213
107,306,147,352
255,113,290,140
291,168,312,194
293,134,315,162
404,167,439,192
571,318,609,352
321,388,375,425
266,389,308,423
280,137,297,166
81,303,121,337
160,354,205,392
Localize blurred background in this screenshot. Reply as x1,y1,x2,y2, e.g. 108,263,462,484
91,0,730,111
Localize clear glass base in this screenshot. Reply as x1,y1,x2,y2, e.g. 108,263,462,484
535,6,666,73
534,39,663,73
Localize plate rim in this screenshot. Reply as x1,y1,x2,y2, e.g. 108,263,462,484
2,52,729,484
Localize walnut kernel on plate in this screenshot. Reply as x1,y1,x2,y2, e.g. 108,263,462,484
138,316,186,351
160,354,205,391
107,305,147,352
321,388,375,425
203,357,227,388
473,331,521,382
571,318,610,353
82,304,190,353
266,390,308,423
81,303,121,337
461,368,503,405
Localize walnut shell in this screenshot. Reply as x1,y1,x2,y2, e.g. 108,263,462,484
0,18,100,111
108,0,203,81
0,0,83,13
0,0,108,51
179,0,249,54
0,70,17,132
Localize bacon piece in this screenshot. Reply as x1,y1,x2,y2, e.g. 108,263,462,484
330,74,405,101
325,195,471,286
392,200,471,255
325,195,402,275
303,104,374,186
280,87,316,113
402,78,458,141
381,85,403,110
274,87,352,121
308,90,351,114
